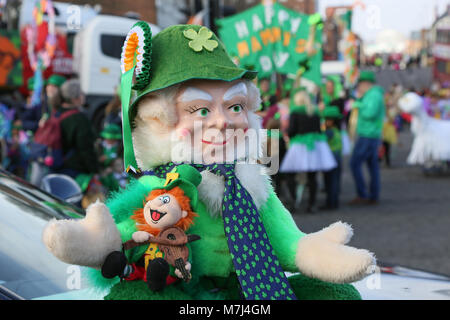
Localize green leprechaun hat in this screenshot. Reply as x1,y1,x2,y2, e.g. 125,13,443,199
119,23,258,172
161,164,202,208
322,106,343,119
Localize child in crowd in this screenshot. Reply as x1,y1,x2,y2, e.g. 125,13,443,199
381,108,398,168
322,106,342,210
5,121,30,178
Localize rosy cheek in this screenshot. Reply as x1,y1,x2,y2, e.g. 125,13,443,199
177,128,191,139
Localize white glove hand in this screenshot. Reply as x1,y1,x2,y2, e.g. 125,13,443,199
175,261,191,279
42,200,122,269
132,231,151,243
295,221,376,284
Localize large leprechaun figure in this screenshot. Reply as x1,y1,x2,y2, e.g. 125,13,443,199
43,23,375,300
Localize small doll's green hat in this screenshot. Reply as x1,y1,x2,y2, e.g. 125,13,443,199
100,123,122,140
161,164,202,208
322,106,342,119
119,23,258,172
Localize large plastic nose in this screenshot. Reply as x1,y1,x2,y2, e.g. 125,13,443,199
208,108,231,130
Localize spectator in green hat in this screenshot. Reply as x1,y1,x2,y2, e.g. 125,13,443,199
45,74,66,113
349,70,385,205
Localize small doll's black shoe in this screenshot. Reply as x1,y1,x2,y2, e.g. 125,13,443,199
101,251,128,279
146,258,169,292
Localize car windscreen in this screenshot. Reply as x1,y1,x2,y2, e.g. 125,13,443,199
0,177,88,299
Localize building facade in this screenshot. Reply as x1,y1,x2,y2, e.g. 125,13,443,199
55,0,157,24
431,5,450,83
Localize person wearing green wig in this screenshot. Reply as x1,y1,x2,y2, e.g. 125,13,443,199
43,23,375,301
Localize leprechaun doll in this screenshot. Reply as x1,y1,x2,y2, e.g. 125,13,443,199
43,23,375,300
101,164,200,292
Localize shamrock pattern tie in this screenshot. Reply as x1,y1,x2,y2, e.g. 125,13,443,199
142,162,297,300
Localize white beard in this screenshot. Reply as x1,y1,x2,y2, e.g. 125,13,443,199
198,163,272,217
132,108,271,217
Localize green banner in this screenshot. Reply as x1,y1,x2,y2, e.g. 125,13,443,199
216,2,322,85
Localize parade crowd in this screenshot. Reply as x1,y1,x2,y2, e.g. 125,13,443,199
0,70,449,211
259,71,449,213
0,75,127,208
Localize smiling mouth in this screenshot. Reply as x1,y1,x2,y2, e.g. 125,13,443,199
201,128,248,145
150,209,167,223
201,139,228,146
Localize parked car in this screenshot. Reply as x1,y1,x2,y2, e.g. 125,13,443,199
0,169,449,300
0,169,90,300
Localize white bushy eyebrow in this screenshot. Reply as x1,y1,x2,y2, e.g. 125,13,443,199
223,82,247,101
179,87,213,102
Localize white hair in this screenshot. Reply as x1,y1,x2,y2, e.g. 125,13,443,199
61,79,82,103
293,89,315,116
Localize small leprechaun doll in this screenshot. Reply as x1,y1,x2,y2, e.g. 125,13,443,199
101,164,200,292
43,23,375,301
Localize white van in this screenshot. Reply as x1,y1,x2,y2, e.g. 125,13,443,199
19,0,98,32
72,15,160,130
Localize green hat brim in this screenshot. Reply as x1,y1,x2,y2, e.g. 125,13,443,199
163,179,198,208
127,24,257,124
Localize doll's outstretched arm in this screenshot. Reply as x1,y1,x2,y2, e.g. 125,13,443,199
295,221,376,283
42,200,122,269
260,190,376,284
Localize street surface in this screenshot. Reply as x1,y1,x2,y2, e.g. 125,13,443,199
290,130,450,276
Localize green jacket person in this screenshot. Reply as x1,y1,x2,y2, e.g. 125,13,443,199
43,24,375,300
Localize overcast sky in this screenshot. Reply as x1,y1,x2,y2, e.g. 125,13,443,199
318,0,449,43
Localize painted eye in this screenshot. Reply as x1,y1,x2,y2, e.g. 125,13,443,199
198,108,209,117
160,196,170,204
230,104,243,113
